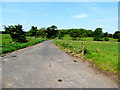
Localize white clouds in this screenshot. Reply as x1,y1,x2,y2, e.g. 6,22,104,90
74,14,89,19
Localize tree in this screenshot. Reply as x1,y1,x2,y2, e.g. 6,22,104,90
28,26,38,37
80,28,87,38
104,37,109,41
108,33,113,37
93,28,103,41
103,32,108,37
59,29,69,34
4,24,28,42
86,30,93,37
113,31,120,39
68,28,89,40
36,28,47,38
46,25,58,39
0,31,8,34
57,30,65,39
118,35,120,42
68,29,80,40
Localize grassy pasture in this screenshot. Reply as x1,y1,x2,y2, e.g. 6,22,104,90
58,34,118,42
53,40,118,73
1,34,46,54
1,34,12,45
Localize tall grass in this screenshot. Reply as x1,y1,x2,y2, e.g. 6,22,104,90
53,40,118,73
84,41,118,72
1,34,12,45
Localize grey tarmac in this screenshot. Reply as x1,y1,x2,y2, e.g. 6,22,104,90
2,40,118,88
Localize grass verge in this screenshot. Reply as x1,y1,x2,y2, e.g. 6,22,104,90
52,40,118,73
1,34,47,55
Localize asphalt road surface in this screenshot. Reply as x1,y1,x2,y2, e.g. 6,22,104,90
2,40,118,88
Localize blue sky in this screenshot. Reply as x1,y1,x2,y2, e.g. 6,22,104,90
1,2,118,33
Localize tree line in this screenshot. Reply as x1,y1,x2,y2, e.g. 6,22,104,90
2,24,120,42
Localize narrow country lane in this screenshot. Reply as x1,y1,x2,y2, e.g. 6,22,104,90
2,40,117,88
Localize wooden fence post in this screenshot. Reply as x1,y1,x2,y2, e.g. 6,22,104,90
81,41,85,56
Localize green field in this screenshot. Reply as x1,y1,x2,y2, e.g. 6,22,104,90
53,40,118,73
56,34,118,42
1,34,47,54
1,34,119,73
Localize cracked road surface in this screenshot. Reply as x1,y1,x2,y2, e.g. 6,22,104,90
2,40,117,88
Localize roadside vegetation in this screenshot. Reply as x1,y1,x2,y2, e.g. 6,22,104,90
1,34,46,54
1,24,48,55
53,40,118,73
0,24,119,73
52,27,119,73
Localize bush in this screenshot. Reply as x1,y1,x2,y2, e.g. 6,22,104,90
2,39,46,54
118,39,120,42
93,37,103,41
46,25,58,39
104,37,109,41
4,24,28,42
84,48,91,55
118,36,120,42
93,28,103,41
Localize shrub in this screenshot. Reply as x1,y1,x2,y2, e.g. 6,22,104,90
93,37,103,41
84,48,91,55
93,28,103,41
104,37,109,41
118,36,120,42
2,39,46,54
118,39,120,42
4,24,28,42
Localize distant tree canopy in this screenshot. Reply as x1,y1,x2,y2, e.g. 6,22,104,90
93,28,103,41
0,31,9,34
58,29,69,34
28,26,38,36
108,33,113,37
68,28,92,40
3,24,120,42
113,31,120,39
26,25,58,39
118,35,120,42
46,25,58,39
57,30,65,39
85,30,93,37
36,28,47,38
68,29,81,40
103,32,109,37
4,24,28,42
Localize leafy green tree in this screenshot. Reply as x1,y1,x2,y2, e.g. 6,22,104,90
80,28,87,38
68,28,89,40
0,31,8,34
104,37,109,41
4,24,28,42
113,31,120,39
36,28,47,38
108,33,113,37
103,32,108,37
57,31,65,39
118,35,120,42
46,25,58,39
86,30,93,37
59,29,69,34
93,28,103,41
28,26,38,36
68,29,80,40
